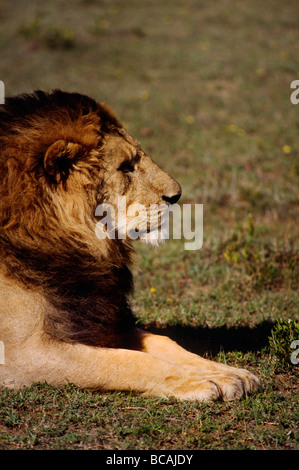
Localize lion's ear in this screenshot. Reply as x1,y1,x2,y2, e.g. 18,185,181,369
44,140,84,181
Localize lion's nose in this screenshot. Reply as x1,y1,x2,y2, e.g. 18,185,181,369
162,189,182,205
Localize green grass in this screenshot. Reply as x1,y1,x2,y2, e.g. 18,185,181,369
0,356,298,450
0,0,298,451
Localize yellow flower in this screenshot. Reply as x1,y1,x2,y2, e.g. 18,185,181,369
227,124,246,136
283,145,291,154
150,287,156,293
167,297,173,302
185,115,195,124
99,20,111,30
140,91,150,100
256,68,267,78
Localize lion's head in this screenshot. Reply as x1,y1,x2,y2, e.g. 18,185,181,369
0,90,181,256
0,90,181,347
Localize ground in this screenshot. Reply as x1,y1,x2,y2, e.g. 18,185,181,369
0,0,298,450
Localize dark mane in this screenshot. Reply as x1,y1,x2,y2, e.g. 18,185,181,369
0,89,121,134
0,90,139,349
5,240,136,349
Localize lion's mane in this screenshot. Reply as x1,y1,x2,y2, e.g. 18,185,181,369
0,90,139,349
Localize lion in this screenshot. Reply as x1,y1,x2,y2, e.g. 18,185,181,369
0,90,260,401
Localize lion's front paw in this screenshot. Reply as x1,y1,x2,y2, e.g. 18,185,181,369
166,368,261,402
180,358,261,401
233,367,261,396
155,367,260,402
210,370,261,401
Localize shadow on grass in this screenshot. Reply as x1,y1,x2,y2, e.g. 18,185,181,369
144,321,274,356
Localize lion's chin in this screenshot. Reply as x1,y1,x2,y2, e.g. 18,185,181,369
139,225,168,247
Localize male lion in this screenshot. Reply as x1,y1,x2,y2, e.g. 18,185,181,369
0,90,260,401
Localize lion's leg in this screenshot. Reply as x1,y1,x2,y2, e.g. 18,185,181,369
6,339,233,402
137,329,261,398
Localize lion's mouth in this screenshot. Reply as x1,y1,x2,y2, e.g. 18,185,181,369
129,205,170,233
95,199,172,244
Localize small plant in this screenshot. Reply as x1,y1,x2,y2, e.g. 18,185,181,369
19,17,41,39
44,27,75,50
269,319,299,368
222,215,299,290
19,18,75,50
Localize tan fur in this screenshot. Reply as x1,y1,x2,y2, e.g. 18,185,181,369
0,90,260,400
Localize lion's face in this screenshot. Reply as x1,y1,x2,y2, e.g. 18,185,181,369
97,131,181,243
0,90,181,251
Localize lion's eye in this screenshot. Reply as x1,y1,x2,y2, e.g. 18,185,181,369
118,161,135,174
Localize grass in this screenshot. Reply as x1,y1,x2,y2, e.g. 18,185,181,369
0,356,297,450
0,0,298,451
